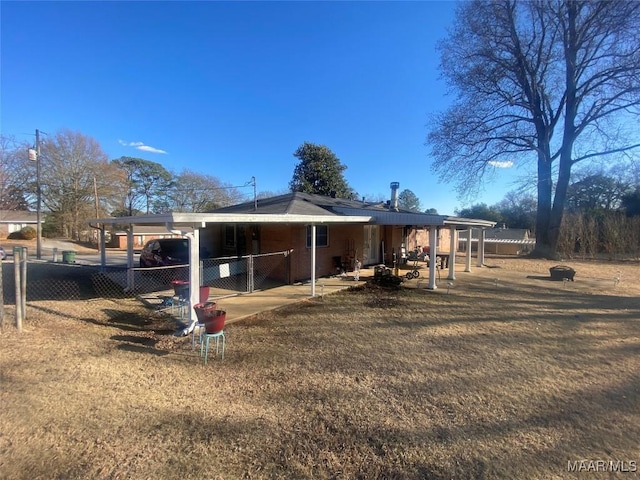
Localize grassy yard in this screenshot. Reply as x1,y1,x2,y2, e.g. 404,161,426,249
1,257,639,479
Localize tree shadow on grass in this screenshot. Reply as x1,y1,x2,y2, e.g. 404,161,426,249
111,334,158,347
101,308,176,335
110,334,171,356
114,343,170,356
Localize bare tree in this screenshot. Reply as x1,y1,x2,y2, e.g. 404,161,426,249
428,0,640,257
0,135,32,210
159,169,245,213
40,130,119,239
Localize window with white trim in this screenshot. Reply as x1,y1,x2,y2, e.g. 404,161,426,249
306,225,328,248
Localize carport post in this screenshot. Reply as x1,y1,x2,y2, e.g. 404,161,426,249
310,224,316,297
448,225,456,281
126,228,135,291
465,229,472,272
99,226,107,272
477,229,486,267
186,229,200,325
427,227,438,290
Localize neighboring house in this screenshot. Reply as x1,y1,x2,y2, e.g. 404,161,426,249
0,210,41,238
459,227,535,255
108,225,191,249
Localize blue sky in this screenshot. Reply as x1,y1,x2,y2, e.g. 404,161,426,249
1,1,518,215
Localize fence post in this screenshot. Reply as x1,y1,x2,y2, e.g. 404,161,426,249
20,247,27,322
248,255,254,293
13,247,23,332
0,254,3,328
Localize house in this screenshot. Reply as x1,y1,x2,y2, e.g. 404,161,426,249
458,227,535,255
108,225,191,249
0,210,42,238
206,191,461,282
89,184,495,325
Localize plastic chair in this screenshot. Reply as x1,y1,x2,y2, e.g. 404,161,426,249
200,310,226,364
171,280,190,319
173,282,211,321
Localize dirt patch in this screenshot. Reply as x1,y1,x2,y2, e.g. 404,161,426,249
1,256,639,479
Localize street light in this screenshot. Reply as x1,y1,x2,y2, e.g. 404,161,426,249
28,129,43,260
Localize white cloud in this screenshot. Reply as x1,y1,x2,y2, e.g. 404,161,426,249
136,145,168,154
118,139,167,154
488,160,514,168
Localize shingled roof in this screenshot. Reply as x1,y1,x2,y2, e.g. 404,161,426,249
211,192,496,228
212,192,420,216
0,210,39,223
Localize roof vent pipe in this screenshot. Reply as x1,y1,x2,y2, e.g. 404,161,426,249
390,182,400,211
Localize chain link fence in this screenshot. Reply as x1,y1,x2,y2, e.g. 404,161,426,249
1,250,291,327
201,250,291,294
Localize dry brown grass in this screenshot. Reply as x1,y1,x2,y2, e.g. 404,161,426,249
1,257,639,479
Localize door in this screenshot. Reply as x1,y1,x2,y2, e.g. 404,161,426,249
362,225,380,266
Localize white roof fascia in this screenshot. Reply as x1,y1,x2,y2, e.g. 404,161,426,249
91,213,372,227
443,217,496,228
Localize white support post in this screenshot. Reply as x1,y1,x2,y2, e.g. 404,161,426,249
187,229,200,325
465,228,472,272
448,225,456,281
126,228,135,291
427,227,438,290
477,228,486,267
310,224,316,297
99,227,107,273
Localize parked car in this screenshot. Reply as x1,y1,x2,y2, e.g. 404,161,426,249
139,238,189,267
0,246,6,261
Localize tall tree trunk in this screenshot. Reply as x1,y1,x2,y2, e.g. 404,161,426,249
548,154,572,255
533,116,554,258
548,0,579,258
534,150,554,257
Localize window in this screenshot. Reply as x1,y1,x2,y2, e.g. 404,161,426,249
224,225,236,248
306,225,328,248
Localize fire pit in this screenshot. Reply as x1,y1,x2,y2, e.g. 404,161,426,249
549,265,576,281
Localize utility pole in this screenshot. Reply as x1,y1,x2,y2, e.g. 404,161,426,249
35,129,42,260
93,175,101,253
28,130,43,259
252,176,257,211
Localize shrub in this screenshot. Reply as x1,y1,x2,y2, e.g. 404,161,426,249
8,226,37,240
20,226,37,240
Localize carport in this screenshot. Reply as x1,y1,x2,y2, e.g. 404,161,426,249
89,212,371,327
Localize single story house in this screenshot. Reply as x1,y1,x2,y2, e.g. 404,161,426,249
90,185,495,326
108,225,191,249
0,210,42,238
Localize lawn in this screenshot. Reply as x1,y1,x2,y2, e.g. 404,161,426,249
1,257,639,479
